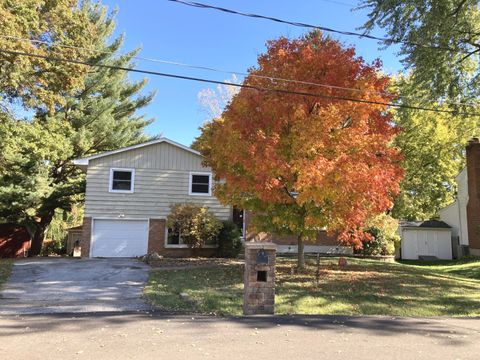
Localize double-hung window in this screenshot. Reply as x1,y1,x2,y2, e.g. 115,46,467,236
189,172,212,196
109,168,135,193
166,227,217,247
166,227,184,246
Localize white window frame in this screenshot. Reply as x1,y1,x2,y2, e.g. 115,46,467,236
188,171,212,196
164,226,219,249
165,226,188,248
109,168,135,193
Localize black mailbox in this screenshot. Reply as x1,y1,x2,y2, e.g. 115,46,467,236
256,249,268,264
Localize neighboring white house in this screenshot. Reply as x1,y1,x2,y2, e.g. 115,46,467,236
438,138,480,256
398,138,480,259
438,168,469,247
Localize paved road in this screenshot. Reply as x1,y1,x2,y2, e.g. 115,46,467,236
0,313,478,359
0,258,150,314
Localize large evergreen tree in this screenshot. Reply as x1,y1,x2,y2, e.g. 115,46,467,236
0,6,155,255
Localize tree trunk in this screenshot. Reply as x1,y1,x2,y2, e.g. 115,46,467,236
29,215,53,257
297,234,305,270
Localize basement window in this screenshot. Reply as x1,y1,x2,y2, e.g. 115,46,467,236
166,227,187,247
166,227,218,248
109,168,135,193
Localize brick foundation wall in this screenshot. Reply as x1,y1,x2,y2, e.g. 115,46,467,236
148,219,165,254
161,247,217,258
148,218,217,258
244,211,339,246
467,139,480,250
248,231,339,246
470,248,480,256
78,217,216,258
80,217,92,258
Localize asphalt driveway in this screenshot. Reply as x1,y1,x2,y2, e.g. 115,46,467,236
0,258,150,314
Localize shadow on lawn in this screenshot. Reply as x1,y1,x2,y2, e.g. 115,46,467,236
2,258,479,346
274,259,480,317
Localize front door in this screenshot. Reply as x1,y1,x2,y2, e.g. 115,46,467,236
232,207,245,237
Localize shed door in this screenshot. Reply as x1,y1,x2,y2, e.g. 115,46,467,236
91,219,148,257
402,229,452,260
402,230,419,260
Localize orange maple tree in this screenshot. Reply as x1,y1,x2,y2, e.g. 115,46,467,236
198,32,404,268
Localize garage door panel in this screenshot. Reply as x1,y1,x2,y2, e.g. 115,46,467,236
92,219,148,257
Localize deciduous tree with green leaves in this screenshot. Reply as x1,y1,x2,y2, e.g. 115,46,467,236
0,5,155,255
361,1,480,219
360,0,480,102
391,77,480,220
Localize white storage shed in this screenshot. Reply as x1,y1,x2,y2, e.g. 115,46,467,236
399,220,453,260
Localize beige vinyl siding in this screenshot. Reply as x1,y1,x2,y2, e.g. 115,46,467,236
84,142,231,220
89,141,207,171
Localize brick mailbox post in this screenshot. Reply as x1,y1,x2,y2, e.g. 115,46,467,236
243,242,277,315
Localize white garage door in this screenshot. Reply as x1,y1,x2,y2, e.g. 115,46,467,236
402,229,452,260
91,219,149,257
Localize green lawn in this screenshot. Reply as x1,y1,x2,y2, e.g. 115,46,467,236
144,256,480,317
400,257,480,279
0,259,13,291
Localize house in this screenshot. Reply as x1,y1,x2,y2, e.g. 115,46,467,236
73,137,349,258
439,138,480,257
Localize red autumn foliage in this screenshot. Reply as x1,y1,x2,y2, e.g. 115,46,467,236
199,32,403,250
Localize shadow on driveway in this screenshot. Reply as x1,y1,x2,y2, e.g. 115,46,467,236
0,258,150,314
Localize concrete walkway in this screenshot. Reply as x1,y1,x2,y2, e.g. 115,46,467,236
0,258,150,314
0,313,478,359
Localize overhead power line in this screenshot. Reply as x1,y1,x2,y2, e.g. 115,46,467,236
0,48,478,117
168,0,473,54
1,34,478,108
2,34,395,96
317,0,355,7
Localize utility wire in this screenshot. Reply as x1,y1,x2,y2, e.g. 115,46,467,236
317,0,355,7
168,0,474,54
0,48,478,117
1,34,478,108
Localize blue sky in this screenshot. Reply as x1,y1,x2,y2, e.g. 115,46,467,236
101,0,403,146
